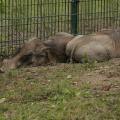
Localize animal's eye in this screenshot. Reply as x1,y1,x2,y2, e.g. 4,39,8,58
40,54,45,57
37,54,46,58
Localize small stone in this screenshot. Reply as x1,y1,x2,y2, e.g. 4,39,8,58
87,73,92,76
72,82,78,86
0,98,6,103
48,80,51,82
67,75,72,79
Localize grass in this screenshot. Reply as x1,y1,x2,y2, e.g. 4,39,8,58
0,60,120,120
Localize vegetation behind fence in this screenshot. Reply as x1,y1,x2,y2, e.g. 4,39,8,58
0,0,120,57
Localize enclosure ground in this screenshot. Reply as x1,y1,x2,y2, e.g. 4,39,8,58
0,58,120,120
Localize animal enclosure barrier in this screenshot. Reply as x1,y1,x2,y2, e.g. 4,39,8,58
0,0,120,57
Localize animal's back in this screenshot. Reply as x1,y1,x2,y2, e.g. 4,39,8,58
66,33,116,62
44,32,74,62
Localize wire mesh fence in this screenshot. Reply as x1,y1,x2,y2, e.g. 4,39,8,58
0,0,120,57
78,0,120,34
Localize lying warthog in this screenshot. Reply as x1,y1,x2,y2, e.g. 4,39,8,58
66,29,120,63
1,32,74,71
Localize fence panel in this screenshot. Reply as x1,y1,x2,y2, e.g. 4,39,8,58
0,0,72,57
0,0,120,57
78,0,120,34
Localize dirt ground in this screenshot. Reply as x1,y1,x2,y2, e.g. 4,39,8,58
0,58,120,98
1,58,120,83
0,58,120,120
74,58,120,96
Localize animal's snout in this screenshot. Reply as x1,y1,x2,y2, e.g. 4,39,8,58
0,66,5,73
0,59,17,72
0,59,9,72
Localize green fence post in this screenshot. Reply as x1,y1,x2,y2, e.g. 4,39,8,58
71,0,79,35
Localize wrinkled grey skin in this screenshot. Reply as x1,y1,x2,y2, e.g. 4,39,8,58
1,32,74,72
66,29,120,63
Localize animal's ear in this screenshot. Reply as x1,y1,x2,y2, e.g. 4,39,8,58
14,47,21,56
41,46,52,52
43,47,56,63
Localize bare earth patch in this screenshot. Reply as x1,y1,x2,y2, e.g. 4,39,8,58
0,58,120,120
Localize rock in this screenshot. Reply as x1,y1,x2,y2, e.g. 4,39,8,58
0,98,6,103
67,75,72,79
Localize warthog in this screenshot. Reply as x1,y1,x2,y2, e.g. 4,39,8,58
1,32,74,71
66,29,120,62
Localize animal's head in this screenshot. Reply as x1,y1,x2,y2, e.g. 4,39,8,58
31,45,56,66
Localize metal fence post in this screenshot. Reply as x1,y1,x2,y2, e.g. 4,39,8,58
71,0,79,35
